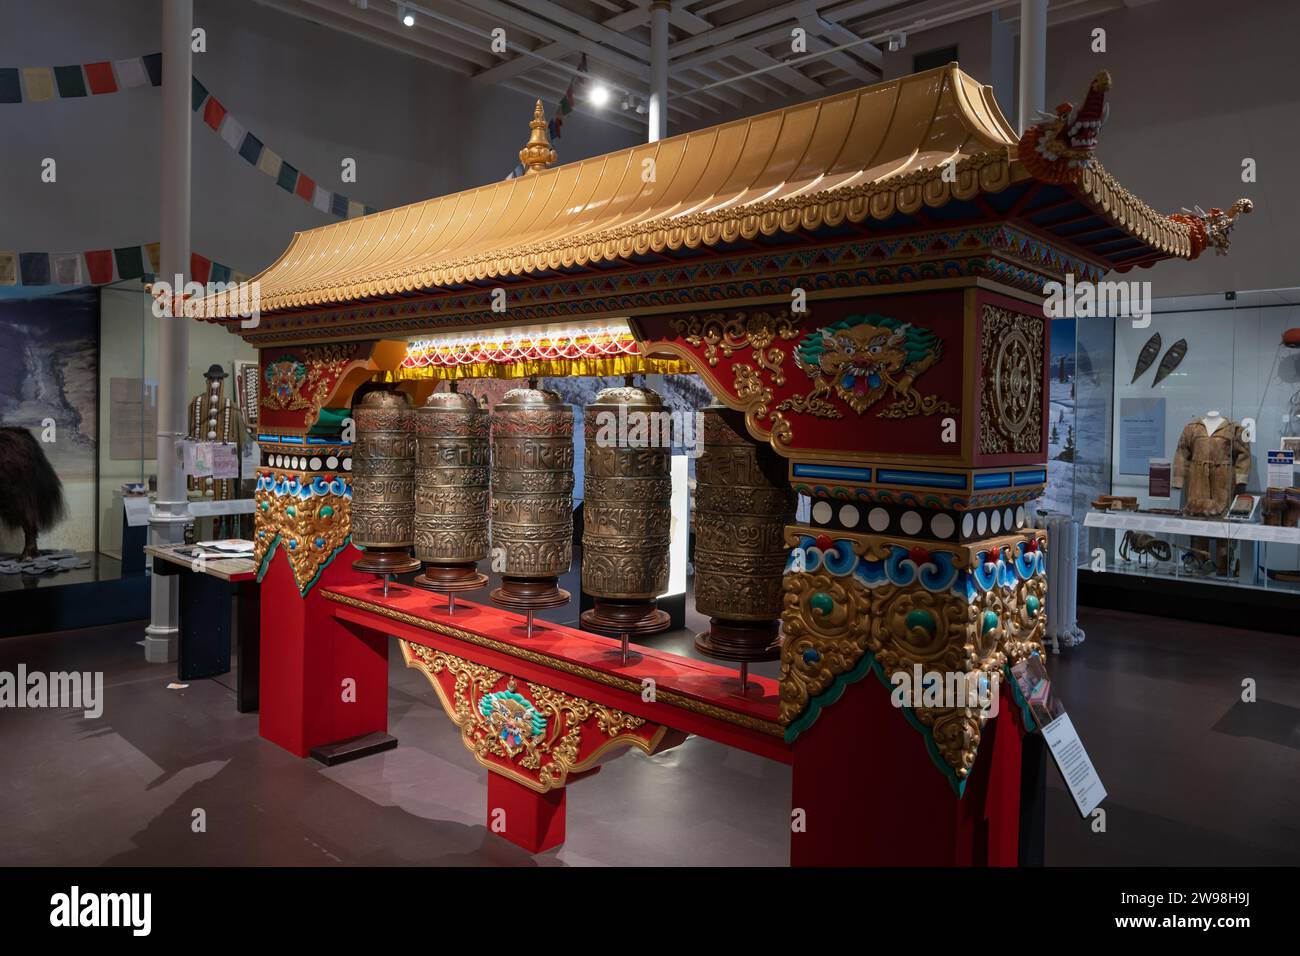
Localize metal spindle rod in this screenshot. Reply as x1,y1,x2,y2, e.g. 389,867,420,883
526,610,535,639
383,574,390,598
447,593,456,615
739,662,749,694
621,632,630,665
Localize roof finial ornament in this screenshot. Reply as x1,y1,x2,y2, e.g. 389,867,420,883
1017,70,1111,184
518,99,557,175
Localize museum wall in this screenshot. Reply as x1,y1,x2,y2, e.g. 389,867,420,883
0,0,643,278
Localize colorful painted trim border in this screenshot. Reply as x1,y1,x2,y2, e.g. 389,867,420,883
220,223,1103,343
792,483,1045,510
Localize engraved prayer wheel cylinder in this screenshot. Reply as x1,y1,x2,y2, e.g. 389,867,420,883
489,387,574,610
579,386,672,636
350,388,421,575
694,404,797,661
412,391,490,592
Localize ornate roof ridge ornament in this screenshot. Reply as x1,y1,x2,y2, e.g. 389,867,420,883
1017,70,1111,184
1171,198,1254,258
518,99,557,175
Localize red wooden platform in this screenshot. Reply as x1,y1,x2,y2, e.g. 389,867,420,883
321,581,791,764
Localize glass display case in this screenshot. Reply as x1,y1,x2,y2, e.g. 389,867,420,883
1045,288,1300,596
98,280,259,560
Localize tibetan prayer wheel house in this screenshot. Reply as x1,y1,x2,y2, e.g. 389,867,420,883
203,64,1247,866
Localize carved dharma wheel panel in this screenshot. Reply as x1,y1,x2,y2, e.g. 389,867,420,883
694,403,796,661
413,389,491,592
350,388,420,575
488,387,575,610
579,385,673,636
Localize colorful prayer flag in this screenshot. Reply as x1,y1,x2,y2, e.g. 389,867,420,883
347,200,364,219
191,76,207,111
18,252,51,285
142,53,163,87
312,185,332,213
219,114,246,151
84,249,113,284
21,67,55,102
202,95,226,130
294,173,315,201
83,61,118,95
0,69,20,103
144,243,161,273
275,161,298,193
0,253,17,284
237,131,263,165
257,146,282,178
114,57,149,89
330,193,348,217
51,253,84,286
54,65,87,97
113,246,144,280
190,253,212,285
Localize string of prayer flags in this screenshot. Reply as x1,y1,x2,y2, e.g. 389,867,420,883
0,245,243,289
5,53,377,220
0,54,161,103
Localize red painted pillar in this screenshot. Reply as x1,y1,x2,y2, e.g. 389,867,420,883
258,548,388,757
487,773,567,854
790,676,1024,866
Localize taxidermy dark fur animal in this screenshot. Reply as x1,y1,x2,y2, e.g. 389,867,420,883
0,427,67,559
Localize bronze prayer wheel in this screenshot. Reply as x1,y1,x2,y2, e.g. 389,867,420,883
351,388,421,575
579,385,672,636
694,404,796,661
412,390,490,592
488,387,574,610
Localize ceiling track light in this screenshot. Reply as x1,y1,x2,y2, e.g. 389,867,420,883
588,82,610,107
399,4,414,27
887,31,907,52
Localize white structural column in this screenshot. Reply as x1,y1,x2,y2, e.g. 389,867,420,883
648,0,670,142
1017,0,1047,133
145,0,193,663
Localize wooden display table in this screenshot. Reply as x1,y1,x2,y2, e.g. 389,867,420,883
145,542,259,711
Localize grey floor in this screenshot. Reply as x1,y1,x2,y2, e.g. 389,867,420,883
1,604,1297,866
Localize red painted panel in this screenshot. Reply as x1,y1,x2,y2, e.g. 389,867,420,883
324,583,791,763
639,291,968,461
790,675,1023,866
258,548,379,757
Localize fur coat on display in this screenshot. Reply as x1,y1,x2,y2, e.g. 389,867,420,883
1172,418,1251,517
0,427,67,558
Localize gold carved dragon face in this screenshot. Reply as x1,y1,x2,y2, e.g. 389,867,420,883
817,323,909,412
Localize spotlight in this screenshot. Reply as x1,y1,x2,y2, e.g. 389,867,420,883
887,31,906,52
589,82,610,107
399,5,414,26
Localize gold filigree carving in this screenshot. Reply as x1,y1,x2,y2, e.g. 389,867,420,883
400,641,660,792
262,343,357,429
672,310,799,446
254,475,351,594
980,306,1044,454
780,530,1048,781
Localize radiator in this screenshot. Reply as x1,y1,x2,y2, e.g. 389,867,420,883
1041,512,1086,653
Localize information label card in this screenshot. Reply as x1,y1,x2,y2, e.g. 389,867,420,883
1042,713,1108,818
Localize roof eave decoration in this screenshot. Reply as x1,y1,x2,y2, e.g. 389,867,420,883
1015,71,1252,266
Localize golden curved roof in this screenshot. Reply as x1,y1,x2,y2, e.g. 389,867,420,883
206,64,1024,317
202,62,1204,320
